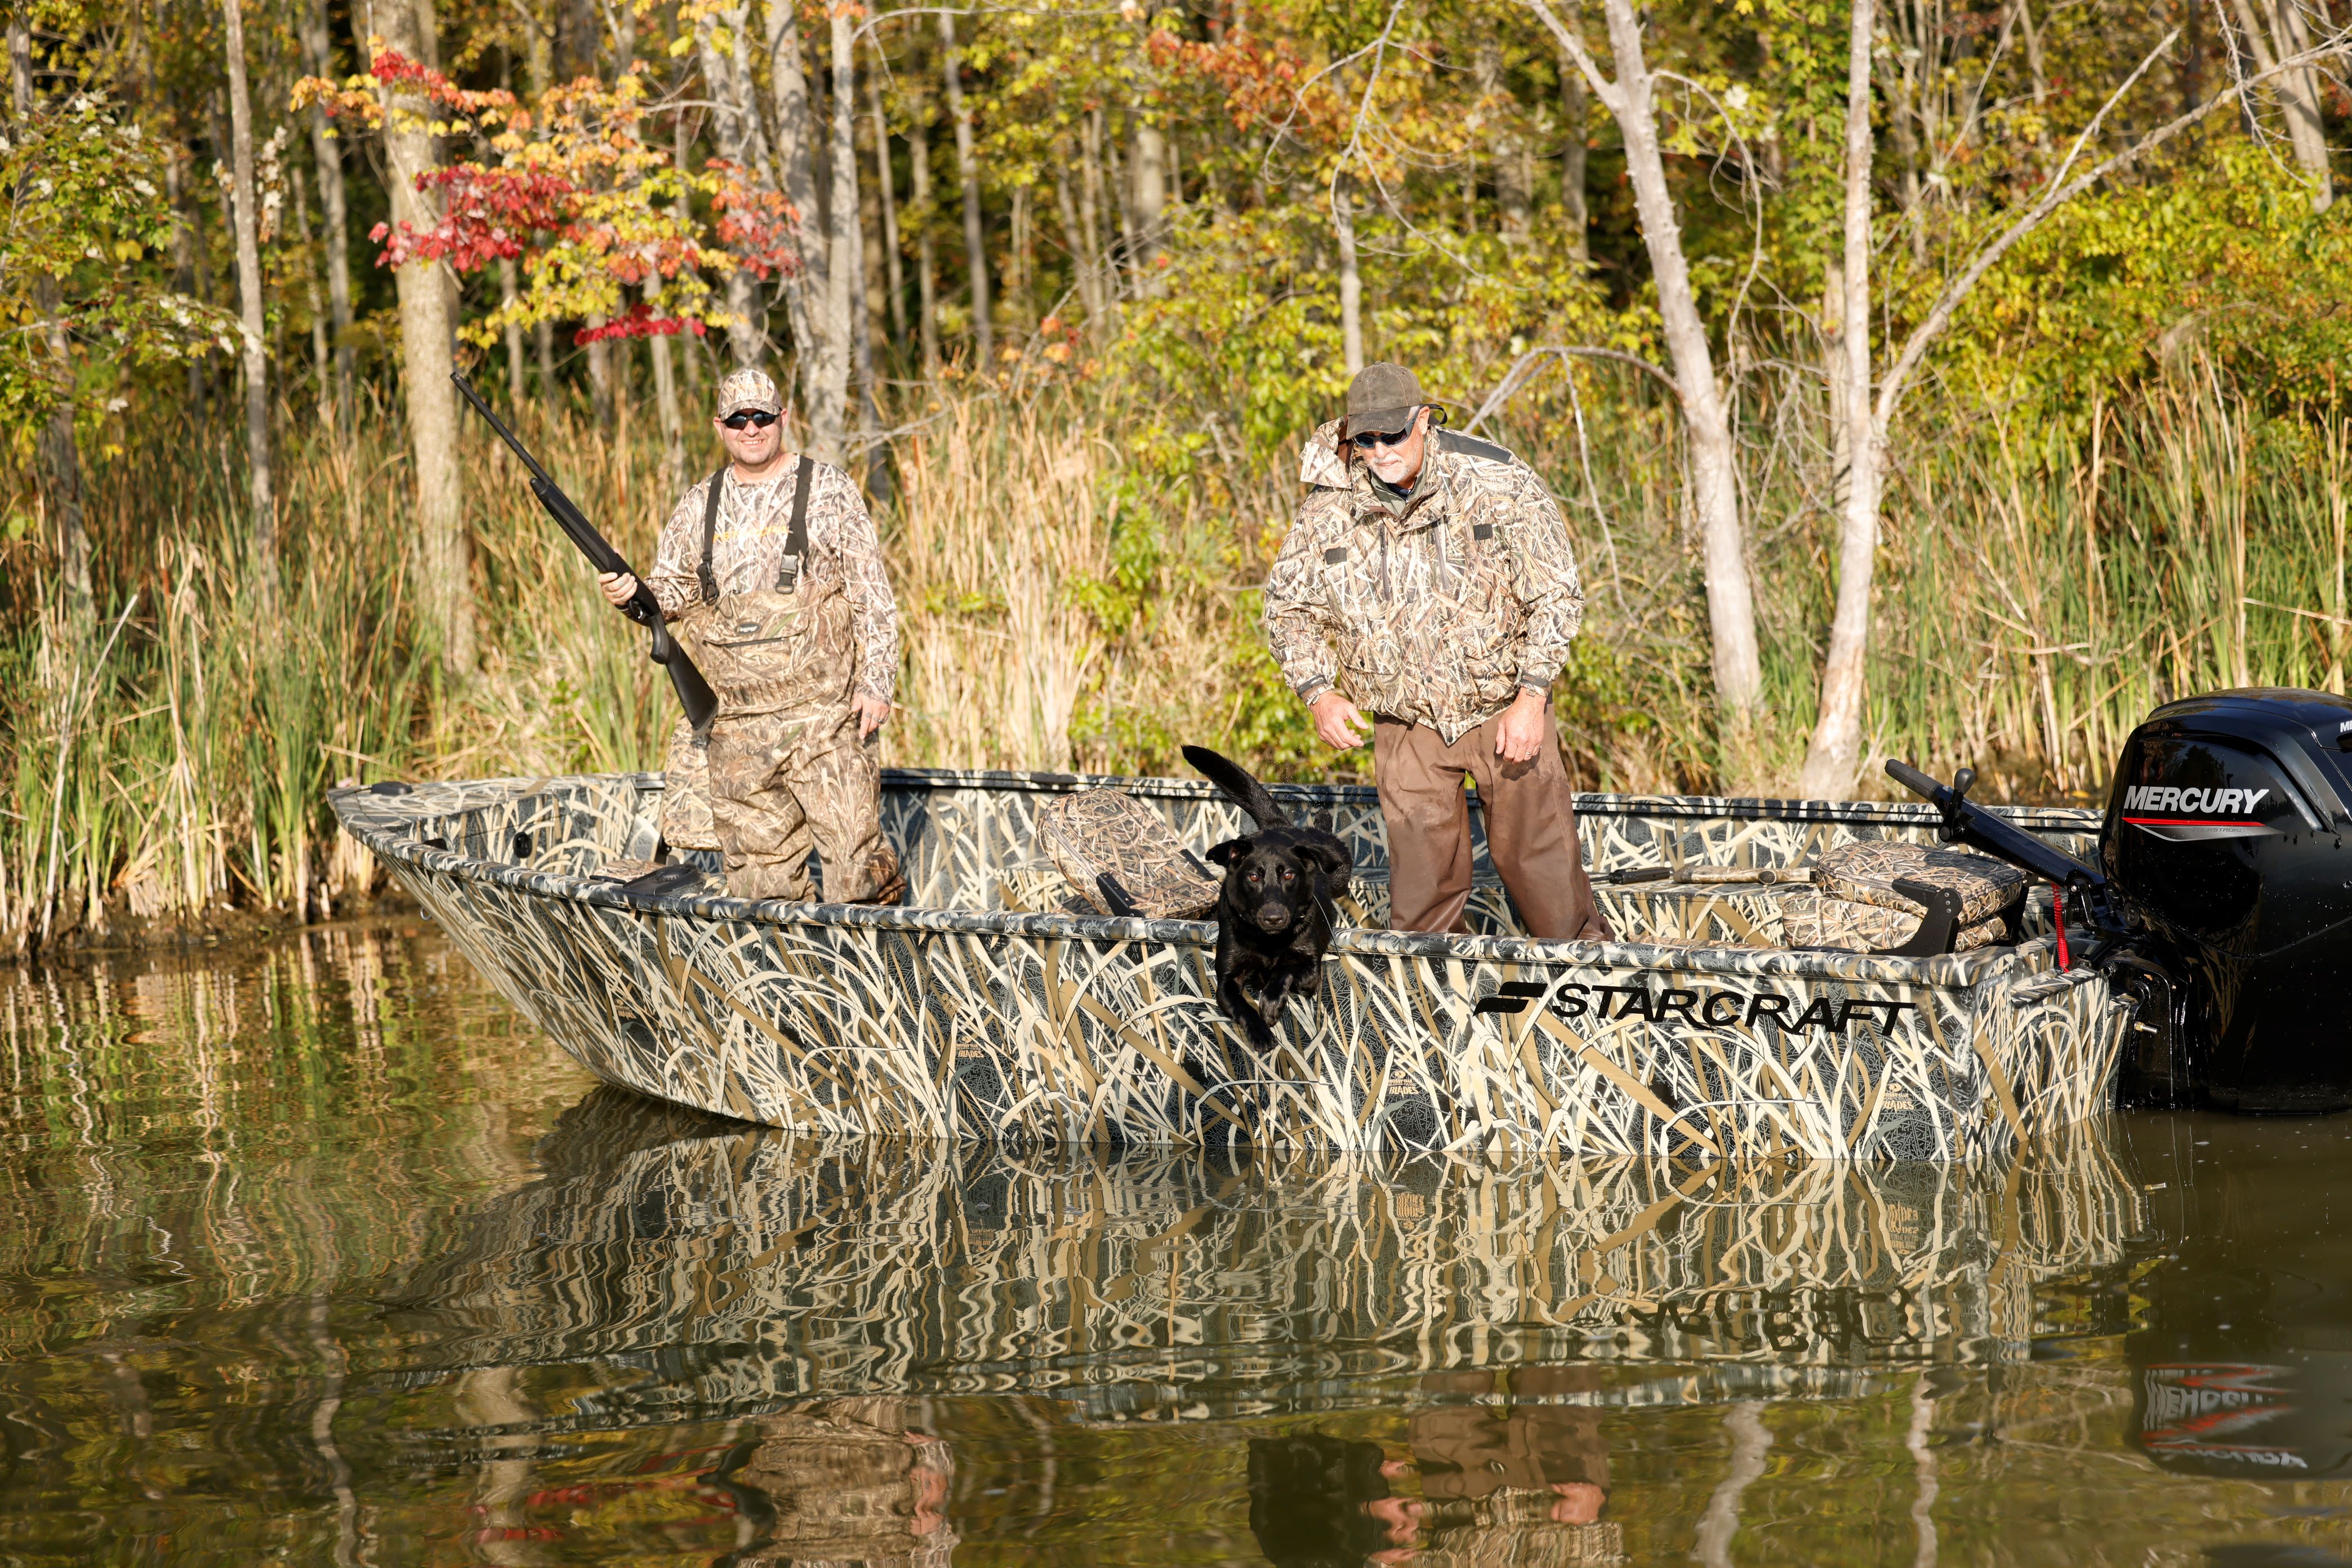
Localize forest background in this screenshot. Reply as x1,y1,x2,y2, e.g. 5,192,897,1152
5,0,2352,952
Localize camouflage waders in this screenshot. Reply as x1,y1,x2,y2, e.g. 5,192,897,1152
676,457,904,905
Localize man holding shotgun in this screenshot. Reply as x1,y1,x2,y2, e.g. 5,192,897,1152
598,368,905,905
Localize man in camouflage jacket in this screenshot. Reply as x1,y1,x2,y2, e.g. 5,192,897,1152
599,368,904,905
1263,362,1611,940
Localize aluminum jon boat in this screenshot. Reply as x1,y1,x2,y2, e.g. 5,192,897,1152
328,764,2128,1162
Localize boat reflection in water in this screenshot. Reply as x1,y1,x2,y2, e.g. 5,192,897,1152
388,1089,2145,1563
2126,1114,2352,1485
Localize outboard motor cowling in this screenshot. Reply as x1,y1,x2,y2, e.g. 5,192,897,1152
2102,689,2352,1112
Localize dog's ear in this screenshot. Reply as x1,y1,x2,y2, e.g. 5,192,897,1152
1302,840,1353,880
1206,835,1255,867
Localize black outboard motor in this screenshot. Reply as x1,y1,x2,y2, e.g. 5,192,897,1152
2099,688,2352,1112
1890,687,2352,1114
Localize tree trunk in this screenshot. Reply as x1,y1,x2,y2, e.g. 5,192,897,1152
938,12,991,368
830,6,875,467
1079,111,1116,340
1103,108,1137,275
867,64,907,353
1333,172,1364,376
1877,41,1927,264
381,0,474,672
1478,41,1532,243
1006,184,1032,328
1799,0,1882,799
649,320,683,490
1537,0,1764,741
698,0,777,368
1821,260,1850,511
498,256,524,402
221,0,274,575
2230,0,2333,210
586,333,612,426
293,163,332,409
910,113,941,374
1053,151,1108,339
1558,38,1588,260
298,0,354,428
670,111,704,411
9,21,92,620
765,0,842,450
1132,119,1169,281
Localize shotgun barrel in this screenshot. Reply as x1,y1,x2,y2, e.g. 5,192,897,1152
452,372,718,734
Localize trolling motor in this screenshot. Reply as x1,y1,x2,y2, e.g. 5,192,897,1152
1891,688,2352,1113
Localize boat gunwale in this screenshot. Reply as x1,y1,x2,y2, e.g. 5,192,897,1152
329,769,2084,992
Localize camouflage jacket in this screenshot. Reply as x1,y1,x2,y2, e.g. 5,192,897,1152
648,459,898,702
1262,420,1586,742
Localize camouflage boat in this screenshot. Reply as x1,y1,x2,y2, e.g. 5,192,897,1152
328,765,2129,1162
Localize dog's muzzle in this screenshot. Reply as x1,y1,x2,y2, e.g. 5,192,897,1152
1252,901,1295,933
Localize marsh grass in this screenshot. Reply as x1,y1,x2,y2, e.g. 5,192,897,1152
3,369,2349,951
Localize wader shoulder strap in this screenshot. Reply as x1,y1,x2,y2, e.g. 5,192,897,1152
696,467,727,602
786,455,812,560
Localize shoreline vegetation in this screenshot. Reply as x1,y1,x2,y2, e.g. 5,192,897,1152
8,1,2352,955
8,372,2351,955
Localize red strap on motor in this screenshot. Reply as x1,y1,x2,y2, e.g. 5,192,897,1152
2052,883,2072,969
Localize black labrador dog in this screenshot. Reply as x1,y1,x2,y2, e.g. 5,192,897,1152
1183,745,1353,1046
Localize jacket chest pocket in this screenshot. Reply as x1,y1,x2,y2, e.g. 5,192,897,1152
1321,543,1389,616
1448,520,1508,607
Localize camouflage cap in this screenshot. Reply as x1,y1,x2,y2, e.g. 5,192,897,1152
715,367,783,419
1343,362,1427,437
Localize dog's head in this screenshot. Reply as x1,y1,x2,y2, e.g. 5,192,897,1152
1208,826,1351,936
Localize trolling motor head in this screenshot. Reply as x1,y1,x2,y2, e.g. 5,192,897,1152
1885,758,2108,892
1896,688,2352,1113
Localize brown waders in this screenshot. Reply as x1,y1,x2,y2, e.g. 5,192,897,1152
677,458,904,905
1373,710,1611,940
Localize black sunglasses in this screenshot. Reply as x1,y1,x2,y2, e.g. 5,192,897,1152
721,409,780,430
1349,414,1420,449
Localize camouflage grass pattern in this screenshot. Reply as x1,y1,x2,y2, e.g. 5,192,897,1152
1036,788,1222,919
1781,890,2010,954
1816,839,2030,923
393,1088,2147,1420
329,768,2128,1161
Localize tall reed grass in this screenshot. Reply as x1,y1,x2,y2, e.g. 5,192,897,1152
3,367,2347,952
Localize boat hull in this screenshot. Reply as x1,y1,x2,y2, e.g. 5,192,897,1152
329,769,2130,1161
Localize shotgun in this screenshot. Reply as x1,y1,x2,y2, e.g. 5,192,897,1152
451,372,718,734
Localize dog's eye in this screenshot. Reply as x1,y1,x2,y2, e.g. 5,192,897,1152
1246,868,1262,883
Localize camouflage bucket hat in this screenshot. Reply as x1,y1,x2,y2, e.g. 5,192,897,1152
1343,362,1436,438
716,367,783,419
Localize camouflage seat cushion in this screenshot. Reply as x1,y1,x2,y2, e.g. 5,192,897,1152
1780,890,2007,954
1035,789,1222,921
1814,840,2027,926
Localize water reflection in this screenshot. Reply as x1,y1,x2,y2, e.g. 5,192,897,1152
391,1088,2145,1424
20,924,2352,1563
369,1088,2144,1565
2126,1115,2352,1482
1246,1375,1619,1567
719,1398,956,1566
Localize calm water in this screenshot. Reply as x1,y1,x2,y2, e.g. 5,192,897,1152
2,924,2349,1565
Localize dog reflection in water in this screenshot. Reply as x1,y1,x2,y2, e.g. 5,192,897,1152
1248,1369,1619,1567
716,1397,956,1567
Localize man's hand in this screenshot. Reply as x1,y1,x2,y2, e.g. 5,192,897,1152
1494,687,1550,763
1309,691,1373,750
598,571,638,608
853,693,891,739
